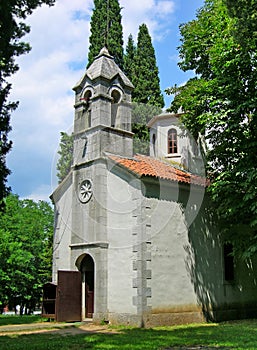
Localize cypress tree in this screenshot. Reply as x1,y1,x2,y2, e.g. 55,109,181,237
124,34,136,81
56,132,74,184
88,0,124,68
130,25,164,155
133,24,164,108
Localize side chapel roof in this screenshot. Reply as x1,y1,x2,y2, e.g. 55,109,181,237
108,154,209,187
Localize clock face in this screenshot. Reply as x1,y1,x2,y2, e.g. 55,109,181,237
78,179,93,203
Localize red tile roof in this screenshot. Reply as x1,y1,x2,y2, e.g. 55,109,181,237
108,154,208,187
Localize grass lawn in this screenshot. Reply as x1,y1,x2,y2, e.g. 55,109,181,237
0,315,45,326
0,317,257,349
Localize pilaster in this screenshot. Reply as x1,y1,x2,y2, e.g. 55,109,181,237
132,192,152,326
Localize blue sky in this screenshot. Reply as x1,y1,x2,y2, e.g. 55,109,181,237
7,0,204,201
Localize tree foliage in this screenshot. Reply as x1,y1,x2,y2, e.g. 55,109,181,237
126,24,164,155
123,34,136,82
0,194,54,314
0,0,55,210
166,0,257,257
88,0,124,68
133,24,164,108
224,0,257,49
56,132,74,184
132,102,162,155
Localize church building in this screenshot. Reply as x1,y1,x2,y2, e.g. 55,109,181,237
47,47,257,326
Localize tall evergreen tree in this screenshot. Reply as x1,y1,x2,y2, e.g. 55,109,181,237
133,24,164,108
87,0,124,68
130,24,164,155
124,34,136,81
56,132,74,184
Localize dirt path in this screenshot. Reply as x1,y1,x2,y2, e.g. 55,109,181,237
0,322,119,336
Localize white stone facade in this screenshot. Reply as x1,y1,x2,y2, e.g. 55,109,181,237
51,48,257,326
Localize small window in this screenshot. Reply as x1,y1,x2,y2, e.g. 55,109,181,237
168,128,178,154
224,243,235,281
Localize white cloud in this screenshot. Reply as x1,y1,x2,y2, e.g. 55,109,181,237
155,1,175,18
10,1,91,159
121,0,175,43
24,184,53,203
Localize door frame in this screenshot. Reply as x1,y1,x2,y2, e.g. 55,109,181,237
78,254,95,319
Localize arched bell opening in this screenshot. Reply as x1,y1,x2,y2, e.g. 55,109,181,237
81,90,92,128
82,89,92,102
110,88,122,127
111,89,121,104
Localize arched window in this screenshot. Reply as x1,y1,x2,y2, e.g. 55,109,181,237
168,128,178,154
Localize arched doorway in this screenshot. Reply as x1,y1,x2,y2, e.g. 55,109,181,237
80,255,94,319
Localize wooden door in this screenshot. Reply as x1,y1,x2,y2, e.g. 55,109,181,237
56,270,82,322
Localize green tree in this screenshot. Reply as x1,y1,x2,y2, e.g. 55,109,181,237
132,102,162,155
166,0,257,257
0,0,55,211
123,34,136,81
87,0,124,68
56,132,74,184
0,194,54,313
224,0,257,49
130,24,164,155
133,24,164,108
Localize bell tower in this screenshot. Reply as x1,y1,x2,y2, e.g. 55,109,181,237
72,47,134,166
65,49,134,321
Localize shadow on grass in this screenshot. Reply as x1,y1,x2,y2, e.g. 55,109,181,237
0,321,257,350
0,315,45,326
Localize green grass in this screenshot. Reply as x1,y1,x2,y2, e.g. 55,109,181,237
0,319,257,349
0,315,46,326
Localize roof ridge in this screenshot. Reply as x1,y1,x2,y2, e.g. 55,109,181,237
107,153,208,187
105,152,138,161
